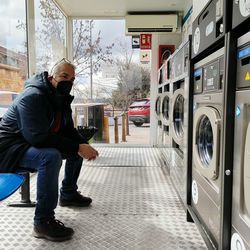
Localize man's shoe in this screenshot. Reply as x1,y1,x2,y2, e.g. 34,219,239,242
33,219,74,242
59,192,92,207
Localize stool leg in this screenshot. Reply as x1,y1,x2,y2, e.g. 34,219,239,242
20,172,32,203
8,172,36,207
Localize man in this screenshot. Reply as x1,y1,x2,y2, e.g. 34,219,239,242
0,59,99,242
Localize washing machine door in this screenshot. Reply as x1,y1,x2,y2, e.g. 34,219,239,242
155,95,161,120
193,106,221,180
161,93,170,125
172,89,184,145
244,122,250,216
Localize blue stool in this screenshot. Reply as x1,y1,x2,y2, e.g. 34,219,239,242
0,174,25,201
8,171,36,207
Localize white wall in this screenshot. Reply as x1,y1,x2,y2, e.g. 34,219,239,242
182,16,192,42
150,34,159,146
158,33,182,47
182,0,193,42
192,0,210,21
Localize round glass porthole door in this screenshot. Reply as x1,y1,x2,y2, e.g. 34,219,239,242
155,96,161,118
196,115,213,168
193,106,220,180
162,95,170,122
173,94,184,138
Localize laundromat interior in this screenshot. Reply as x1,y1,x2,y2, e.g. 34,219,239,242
0,0,250,249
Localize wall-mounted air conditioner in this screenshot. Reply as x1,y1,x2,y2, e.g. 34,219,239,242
125,14,178,35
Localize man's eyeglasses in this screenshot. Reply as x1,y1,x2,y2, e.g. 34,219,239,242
50,58,75,75
57,58,72,64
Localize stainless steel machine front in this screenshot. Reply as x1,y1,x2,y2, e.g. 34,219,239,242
191,47,224,247
231,31,250,250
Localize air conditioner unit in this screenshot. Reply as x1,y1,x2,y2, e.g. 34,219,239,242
125,14,178,35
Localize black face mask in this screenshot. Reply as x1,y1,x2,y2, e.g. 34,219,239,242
56,81,73,95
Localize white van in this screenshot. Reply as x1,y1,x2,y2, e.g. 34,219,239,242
0,91,19,119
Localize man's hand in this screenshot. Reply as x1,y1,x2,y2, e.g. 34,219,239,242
78,144,99,161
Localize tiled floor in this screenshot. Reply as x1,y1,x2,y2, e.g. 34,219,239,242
0,146,207,250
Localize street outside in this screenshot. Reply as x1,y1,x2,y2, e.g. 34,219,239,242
107,123,150,145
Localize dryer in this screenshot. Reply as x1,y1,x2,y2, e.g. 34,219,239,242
231,31,250,250
191,47,224,247
155,91,163,146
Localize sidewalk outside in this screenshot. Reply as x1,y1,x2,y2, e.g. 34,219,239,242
108,122,150,145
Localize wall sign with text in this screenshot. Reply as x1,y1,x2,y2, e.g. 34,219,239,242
140,34,152,50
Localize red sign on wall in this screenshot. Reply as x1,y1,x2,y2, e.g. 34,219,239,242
140,34,152,50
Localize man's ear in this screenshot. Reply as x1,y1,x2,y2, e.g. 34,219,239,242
48,75,53,82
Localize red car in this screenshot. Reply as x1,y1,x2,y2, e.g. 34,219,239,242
128,98,150,127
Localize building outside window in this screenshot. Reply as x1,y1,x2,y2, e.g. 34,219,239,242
0,0,27,93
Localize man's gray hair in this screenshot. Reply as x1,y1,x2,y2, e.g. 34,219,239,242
49,58,76,76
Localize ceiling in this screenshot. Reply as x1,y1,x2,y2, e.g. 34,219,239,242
54,0,192,18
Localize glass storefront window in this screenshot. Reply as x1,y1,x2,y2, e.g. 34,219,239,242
34,0,66,73
0,0,28,93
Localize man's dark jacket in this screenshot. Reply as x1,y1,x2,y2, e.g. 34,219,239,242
0,72,87,173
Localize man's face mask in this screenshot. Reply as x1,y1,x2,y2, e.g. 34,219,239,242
56,80,73,95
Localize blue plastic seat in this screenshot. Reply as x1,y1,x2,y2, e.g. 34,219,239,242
0,174,25,201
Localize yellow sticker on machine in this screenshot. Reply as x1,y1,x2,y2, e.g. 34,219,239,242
245,71,250,81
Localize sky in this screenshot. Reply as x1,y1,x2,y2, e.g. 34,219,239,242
0,0,26,52
91,19,140,62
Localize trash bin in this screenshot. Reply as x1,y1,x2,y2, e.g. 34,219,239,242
87,104,104,142
71,103,105,142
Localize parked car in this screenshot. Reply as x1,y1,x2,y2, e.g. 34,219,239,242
128,98,150,127
0,91,19,120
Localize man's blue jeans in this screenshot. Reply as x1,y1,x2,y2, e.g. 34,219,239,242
17,147,83,225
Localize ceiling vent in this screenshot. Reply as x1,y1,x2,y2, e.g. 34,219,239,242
125,14,178,35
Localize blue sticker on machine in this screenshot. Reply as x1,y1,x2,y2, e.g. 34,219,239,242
238,46,250,59
236,106,241,117
193,103,197,111
194,68,202,77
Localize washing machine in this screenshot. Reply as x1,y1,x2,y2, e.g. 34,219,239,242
232,0,250,29
231,31,250,250
171,83,185,149
155,91,163,146
161,82,172,147
191,47,224,247
171,41,190,150
171,77,189,204
171,41,190,152
169,41,190,205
